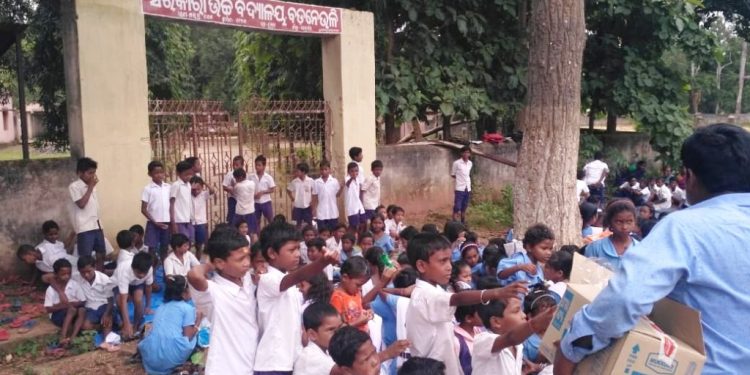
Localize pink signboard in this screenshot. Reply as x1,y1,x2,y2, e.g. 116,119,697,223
142,0,342,35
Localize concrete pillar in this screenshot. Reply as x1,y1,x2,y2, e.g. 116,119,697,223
61,0,151,238
322,10,377,178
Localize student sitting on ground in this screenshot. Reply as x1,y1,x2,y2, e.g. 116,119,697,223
585,199,639,270
74,255,115,335
326,223,347,254
371,214,395,253
112,251,154,339
44,258,86,346
139,275,198,375
130,224,149,254
17,243,78,285
497,224,555,287
164,233,200,277
293,302,342,375
299,225,317,264
329,325,409,375
340,233,361,263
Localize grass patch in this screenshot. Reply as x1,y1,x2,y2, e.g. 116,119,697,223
0,144,69,161
466,184,513,232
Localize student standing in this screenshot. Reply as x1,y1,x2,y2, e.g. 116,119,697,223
345,162,365,231
170,161,195,242
312,160,341,231
451,146,473,223
232,168,258,235
141,161,171,263
190,176,214,260
361,160,384,222
222,155,244,223
69,157,106,269
251,155,276,229
287,162,315,229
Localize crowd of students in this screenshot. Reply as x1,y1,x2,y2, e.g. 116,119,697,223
15,142,686,375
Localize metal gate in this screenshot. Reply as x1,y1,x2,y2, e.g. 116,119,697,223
148,99,330,229
239,99,331,225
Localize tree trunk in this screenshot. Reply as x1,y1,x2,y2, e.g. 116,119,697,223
588,110,595,131
689,61,700,114
442,114,452,140
736,41,747,115
606,111,617,133
513,0,585,245
715,62,723,115
384,112,400,144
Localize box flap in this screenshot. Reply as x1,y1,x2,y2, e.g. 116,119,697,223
650,298,705,355
567,282,607,302
570,253,614,285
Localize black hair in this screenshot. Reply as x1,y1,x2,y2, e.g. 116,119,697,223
42,220,59,234
232,155,244,163
347,162,358,173
233,168,247,180
399,226,419,241
147,160,164,173
302,301,339,330
576,169,585,180
250,242,263,260
190,175,205,185
443,221,466,243
455,303,480,323
522,224,555,248
478,300,508,328
306,237,326,252
304,273,333,304
164,275,188,302
235,220,248,229
460,242,480,260
481,245,504,271
407,232,451,269
348,147,363,160
340,256,370,278
559,245,579,255
603,199,637,228
579,202,598,226
392,206,405,215
547,250,573,279
131,252,153,274
398,357,446,375
594,151,604,160
524,287,557,316
77,255,96,270
273,214,287,224
259,221,301,261
129,224,145,235
170,233,190,250
319,159,331,169
476,276,501,290
459,145,471,153
319,227,331,234
363,246,385,274
393,267,418,288
681,124,750,194
396,252,411,267
16,244,36,259
329,325,371,368
451,260,471,285
104,261,118,271
302,225,316,235
184,156,199,168
53,258,72,273
176,160,192,174
342,233,356,244
296,162,310,174
76,157,97,172
464,231,478,244
371,160,383,169
206,227,249,261
334,223,348,232
386,204,398,215
116,230,135,249
254,155,267,165
420,224,439,235
358,231,374,244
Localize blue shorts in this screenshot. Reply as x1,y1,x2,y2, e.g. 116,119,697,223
226,197,237,223
194,224,208,245
453,190,471,213
364,209,377,221
233,214,259,234
255,201,274,225
174,223,195,242
77,229,106,256
348,213,365,228
144,221,170,249
292,207,313,226
50,310,67,327
316,219,339,232
85,304,110,324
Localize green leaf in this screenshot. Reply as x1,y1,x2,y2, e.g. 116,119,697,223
408,8,417,22
440,102,455,115
457,17,468,35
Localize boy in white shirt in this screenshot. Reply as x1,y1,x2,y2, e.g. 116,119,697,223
349,147,365,184
385,206,407,240
472,299,553,375
113,252,154,339
164,233,200,277
222,155,244,222
141,161,171,262
344,162,365,231
312,160,341,232
583,151,609,203
251,155,276,229
326,224,347,254
405,233,529,375
293,302,341,375
361,160,383,223
575,170,590,204
37,220,68,262
170,161,196,243
451,146,473,223
73,255,115,335
44,258,86,346
190,176,214,259
129,225,150,254
255,221,339,374
231,168,258,234
306,238,334,280
69,157,106,270
188,226,259,375
651,177,673,216
287,162,315,229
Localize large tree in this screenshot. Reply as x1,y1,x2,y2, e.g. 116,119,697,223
513,0,585,245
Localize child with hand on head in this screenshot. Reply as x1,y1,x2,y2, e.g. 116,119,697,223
170,161,195,242
190,175,214,259
254,221,339,374
164,233,200,277
585,199,639,270
472,298,554,375
288,162,315,229
497,224,555,287
44,258,86,346
454,303,484,375
139,275,198,375
187,226,258,374
293,302,342,375
112,251,154,339
329,325,410,375
406,233,529,375
371,214,395,253
141,161,171,262
69,157,106,269
345,162,366,231
307,238,333,280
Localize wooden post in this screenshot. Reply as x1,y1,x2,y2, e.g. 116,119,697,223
15,31,29,160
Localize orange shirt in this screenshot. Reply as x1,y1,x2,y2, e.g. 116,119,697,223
330,289,368,332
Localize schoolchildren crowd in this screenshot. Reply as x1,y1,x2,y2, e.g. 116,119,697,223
16,145,653,375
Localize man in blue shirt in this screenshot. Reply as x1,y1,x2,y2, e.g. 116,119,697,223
555,124,750,375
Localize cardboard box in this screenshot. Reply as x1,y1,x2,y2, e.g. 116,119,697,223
540,254,706,375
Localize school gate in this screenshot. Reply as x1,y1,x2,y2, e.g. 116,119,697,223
60,0,375,237
149,99,331,229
